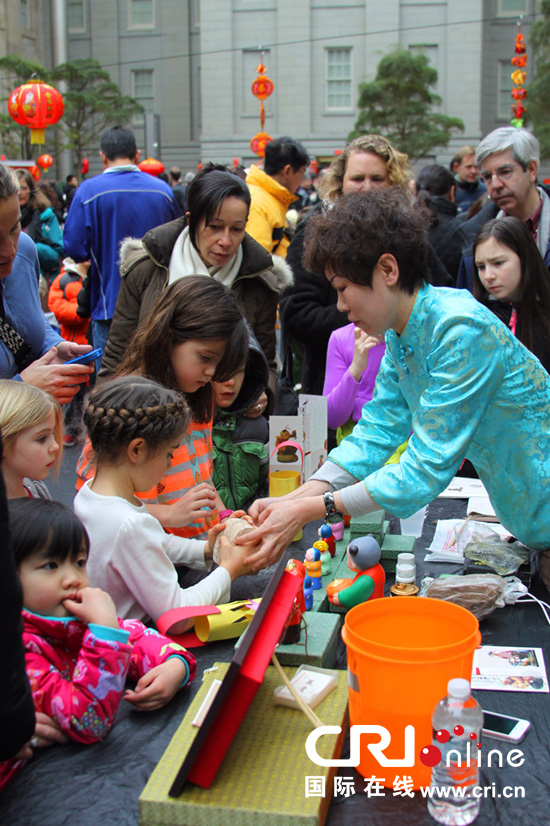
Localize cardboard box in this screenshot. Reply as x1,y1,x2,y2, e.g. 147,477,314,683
139,663,349,826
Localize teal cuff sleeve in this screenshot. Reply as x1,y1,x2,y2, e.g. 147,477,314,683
168,654,190,687
88,623,130,644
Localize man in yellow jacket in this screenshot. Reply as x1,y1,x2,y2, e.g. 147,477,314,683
245,136,309,259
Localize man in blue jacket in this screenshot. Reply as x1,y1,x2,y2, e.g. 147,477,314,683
63,126,181,361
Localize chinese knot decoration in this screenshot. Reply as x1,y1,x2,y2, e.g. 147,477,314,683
8,80,64,145
250,54,274,158
510,23,527,127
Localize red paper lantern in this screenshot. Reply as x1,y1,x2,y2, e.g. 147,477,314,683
81,157,89,175
251,74,274,101
29,165,41,181
8,80,64,145
138,157,165,177
37,153,54,170
250,132,272,158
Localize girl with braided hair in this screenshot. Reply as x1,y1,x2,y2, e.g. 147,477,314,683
76,276,250,544
74,376,254,633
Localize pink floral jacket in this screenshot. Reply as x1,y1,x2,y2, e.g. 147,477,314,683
0,611,195,791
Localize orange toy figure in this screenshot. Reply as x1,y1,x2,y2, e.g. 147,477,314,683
327,535,385,610
282,558,306,644
304,547,322,589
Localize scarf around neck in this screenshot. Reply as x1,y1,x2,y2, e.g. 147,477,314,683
168,226,243,288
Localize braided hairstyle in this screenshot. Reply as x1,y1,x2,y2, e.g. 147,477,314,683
84,376,191,460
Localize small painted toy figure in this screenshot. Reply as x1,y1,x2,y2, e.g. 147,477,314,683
303,574,313,610
318,523,336,557
304,547,322,590
326,534,385,609
313,539,332,576
283,558,306,644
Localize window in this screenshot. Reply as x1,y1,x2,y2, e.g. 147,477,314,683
128,0,154,29
326,48,352,111
20,0,29,28
132,70,154,123
498,60,515,119
498,0,527,15
68,0,86,32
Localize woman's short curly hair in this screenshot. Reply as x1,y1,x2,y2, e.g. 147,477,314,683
318,135,412,202
303,188,428,295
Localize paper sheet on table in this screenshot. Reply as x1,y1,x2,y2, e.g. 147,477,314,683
424,518,511,563
437,477,488,499
471,646,549,692
467,495,498,521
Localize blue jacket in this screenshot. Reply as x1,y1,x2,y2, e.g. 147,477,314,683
330,283,550,550
0,233,62,379
63,167,181,320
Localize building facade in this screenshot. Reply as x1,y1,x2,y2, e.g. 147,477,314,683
0,0,539,175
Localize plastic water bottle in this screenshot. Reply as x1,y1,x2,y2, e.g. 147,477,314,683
428,678,482,825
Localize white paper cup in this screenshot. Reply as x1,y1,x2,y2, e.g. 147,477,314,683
399,506,427,538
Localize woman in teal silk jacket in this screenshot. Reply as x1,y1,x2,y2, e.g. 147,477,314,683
240,189,550,581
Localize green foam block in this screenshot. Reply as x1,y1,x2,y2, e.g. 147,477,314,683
276,611,342,668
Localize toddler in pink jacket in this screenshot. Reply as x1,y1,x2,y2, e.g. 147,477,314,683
0,498,195,790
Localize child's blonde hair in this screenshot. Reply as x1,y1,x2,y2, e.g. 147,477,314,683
0,380,63,475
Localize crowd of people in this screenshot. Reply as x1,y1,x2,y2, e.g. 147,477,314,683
2,122,550,792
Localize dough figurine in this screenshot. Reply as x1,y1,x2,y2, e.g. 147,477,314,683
303,574,313,610
313,539,332,576
304,547,322,590
326,535,385,609
318,523,336,557
282,558,306,644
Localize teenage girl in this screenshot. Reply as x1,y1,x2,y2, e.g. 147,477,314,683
0,380,62,499
0,498,195,791
473,216,550,373
74,375,254,633
76,275,249,541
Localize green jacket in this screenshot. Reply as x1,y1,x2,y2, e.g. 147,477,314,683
212,411,268,511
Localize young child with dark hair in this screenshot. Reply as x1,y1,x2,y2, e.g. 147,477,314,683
0,497,196,789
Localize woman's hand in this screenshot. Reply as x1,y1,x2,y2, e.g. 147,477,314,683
243,391,268,419
236,496,326,570
124,658,187,711
349,328,382,382
17,712,69,757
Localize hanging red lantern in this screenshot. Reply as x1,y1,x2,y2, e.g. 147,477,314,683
81,157,89,175
250,132,273,158
510,23,528,127
138,157,165,177
29,165,41,181
36,153,54,171
8,80,64,145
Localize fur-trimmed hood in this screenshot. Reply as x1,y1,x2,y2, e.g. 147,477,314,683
119,220,293,295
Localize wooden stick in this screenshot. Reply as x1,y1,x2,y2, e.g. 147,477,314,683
449,514,473,549
271,653,324,729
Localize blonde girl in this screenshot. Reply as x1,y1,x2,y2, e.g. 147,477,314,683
0,380,62,498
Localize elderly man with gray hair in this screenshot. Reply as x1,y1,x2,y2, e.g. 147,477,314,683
456,127,550,289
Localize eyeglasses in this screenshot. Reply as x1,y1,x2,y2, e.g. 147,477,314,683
479,163,522,185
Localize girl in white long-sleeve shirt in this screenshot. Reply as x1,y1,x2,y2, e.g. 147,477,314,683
75,376,253,634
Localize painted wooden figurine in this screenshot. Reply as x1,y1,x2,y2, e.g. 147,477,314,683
326,535,385,609
318,523,336,558
303,574,313,610
313,539,332,576
304,547,322,590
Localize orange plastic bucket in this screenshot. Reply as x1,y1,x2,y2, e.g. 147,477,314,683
341,597,480,789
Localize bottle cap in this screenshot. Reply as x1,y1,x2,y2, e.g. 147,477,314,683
447,678,470,699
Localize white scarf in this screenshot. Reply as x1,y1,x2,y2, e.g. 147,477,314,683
168,226,243,288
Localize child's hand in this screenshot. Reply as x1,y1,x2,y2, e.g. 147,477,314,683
231,509,255,526
63,587,119,629
349,328,382,382
123,658,187,711
166,483,217,527
217,535,255,580
206,522,226,561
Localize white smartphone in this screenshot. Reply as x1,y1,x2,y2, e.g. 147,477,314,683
482,710,531,743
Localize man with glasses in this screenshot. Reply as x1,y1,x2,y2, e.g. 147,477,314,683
456,127,550,289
